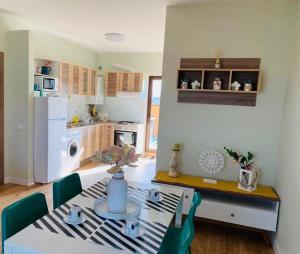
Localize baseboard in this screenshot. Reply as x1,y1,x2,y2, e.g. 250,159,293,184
5,176,35,186
272,239,282,254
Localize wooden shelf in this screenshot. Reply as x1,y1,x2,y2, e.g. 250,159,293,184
153,171,280,201
177,58,261,106
177,89,258,94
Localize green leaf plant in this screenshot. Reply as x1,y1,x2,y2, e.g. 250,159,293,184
224,147,254,170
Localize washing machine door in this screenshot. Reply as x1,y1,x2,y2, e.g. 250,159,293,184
68,140,79,158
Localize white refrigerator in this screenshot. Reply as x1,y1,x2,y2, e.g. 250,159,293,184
34,97,67,183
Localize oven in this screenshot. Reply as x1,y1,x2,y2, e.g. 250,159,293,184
114,130,137,148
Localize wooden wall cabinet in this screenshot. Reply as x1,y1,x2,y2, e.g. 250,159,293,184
58,61,97,97
80,67,89,95
59,62,71,95
89,69,97,96
105,72,143,96
79,123,115,162
105,72,120,96
71,64,81,95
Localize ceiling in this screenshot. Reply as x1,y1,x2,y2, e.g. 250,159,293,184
0,0,256,53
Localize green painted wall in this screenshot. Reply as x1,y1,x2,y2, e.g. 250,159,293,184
158,0,295,186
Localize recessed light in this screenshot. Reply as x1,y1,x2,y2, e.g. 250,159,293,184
104,33,124,42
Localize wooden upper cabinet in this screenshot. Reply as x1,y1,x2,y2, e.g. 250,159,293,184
81,67,89,95
59,62,71,95
132,72,143,92
119,72,132,92
72,65,81,95
89,69,97,96
105,72,120,96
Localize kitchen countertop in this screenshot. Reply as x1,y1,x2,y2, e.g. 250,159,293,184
67,121,116,129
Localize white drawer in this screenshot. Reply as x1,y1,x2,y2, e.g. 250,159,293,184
197,199,278,231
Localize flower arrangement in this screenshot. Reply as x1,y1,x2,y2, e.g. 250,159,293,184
224,147,254,170
102,145,140,174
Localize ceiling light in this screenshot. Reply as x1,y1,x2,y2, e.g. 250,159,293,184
104,33,124,42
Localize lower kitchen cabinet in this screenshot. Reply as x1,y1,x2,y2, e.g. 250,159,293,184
79,123,115,162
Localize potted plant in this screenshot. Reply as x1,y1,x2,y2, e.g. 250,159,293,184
224,147,258,192
102,145,140,213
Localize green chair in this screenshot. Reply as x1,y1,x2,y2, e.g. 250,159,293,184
1,192,48,254
158,218,195,254
53,173,82,209
159,192,202,254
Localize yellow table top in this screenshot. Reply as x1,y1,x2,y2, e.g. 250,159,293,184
153,171,280,201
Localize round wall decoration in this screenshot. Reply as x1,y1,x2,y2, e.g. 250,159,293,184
199,150,225,175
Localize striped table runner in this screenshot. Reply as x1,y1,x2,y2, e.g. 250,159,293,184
31,180,182,254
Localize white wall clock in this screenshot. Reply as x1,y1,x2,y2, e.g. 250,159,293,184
199,150,225,175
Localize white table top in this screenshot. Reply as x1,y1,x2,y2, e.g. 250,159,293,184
5,179,183,254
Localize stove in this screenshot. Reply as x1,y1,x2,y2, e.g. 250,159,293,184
114,121,145,154
117,121,140,125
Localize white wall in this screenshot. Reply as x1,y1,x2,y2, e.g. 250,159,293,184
97,53,163,123
0,15,99,184
157,0,295,185
274,1,300,253
5,30,34,184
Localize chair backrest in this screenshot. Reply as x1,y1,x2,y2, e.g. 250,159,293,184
53,173,82,209
1,192,48,253
178,218,195,254
187,192,202,222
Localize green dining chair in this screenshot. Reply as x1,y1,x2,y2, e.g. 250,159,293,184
159,192,202,254
1,192,48,254
53,173,82,209
158,217,195,254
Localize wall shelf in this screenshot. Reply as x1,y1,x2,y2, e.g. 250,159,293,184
177,58,261,106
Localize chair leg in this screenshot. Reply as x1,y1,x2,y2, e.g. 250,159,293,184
188,245,192,254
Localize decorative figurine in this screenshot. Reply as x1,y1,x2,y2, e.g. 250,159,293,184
213,78,222,90
181,80,188,89
244,81,252,91
168,144,181,178
215,49,222,69
231,81,241,91
191,80,201,89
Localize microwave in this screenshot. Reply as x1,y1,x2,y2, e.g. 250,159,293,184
34,75,58,92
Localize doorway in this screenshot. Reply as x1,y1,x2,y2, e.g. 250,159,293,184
145,76,162,154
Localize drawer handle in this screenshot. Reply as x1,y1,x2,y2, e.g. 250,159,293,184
230,213,235,217
185,195,189,199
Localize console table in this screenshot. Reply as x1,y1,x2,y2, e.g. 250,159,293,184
152,171,280,244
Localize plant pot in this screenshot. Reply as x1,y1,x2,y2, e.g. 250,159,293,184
107,171,128,214
238,168,258,192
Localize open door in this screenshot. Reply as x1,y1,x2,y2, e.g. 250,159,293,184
145,76,162,155
0,52,3,185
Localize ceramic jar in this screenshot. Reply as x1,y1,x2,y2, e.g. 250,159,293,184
107,171,128,214
244,82,252,92
213,78,222,90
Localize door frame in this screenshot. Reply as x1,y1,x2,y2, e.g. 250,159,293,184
0,52,4,185
145,76,162,153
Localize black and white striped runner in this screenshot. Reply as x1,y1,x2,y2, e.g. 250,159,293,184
30,181,181,254
80,181,181,214
32,203,169,254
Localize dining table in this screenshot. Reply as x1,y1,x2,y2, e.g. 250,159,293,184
4,177,184,254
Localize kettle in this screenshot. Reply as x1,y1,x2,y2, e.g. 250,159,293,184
41,66,51,75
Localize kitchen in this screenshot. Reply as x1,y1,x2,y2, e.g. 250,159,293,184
33,55,161,183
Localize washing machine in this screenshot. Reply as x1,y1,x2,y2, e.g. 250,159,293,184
61,129,82,175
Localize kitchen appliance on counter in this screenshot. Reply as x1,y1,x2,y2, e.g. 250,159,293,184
114,121,145,154
34,75,58,92
34,97,70,183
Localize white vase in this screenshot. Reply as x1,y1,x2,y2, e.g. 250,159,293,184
107,171,128,214
238,168,258,192
168,150,179,178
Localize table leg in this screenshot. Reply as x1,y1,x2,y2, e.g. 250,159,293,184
175,195,183,228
